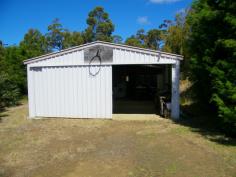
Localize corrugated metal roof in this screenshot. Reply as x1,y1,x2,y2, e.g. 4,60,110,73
24,41,183,64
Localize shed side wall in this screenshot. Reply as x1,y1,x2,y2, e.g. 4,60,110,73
29,65,112,118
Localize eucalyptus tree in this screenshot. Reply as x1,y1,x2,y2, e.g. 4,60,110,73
46,18,66,51
84,6,115,42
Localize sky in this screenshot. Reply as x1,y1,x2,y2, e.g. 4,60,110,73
0,0,192,45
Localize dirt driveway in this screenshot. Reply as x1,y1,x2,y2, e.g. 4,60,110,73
0,101,236,177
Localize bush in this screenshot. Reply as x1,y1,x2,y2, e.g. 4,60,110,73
0,72,20,109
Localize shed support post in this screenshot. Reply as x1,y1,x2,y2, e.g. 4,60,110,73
171,61,180,120
27,66,36,118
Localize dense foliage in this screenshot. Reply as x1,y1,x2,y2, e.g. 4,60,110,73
125,29,163,50
84,6,115,42
187,0,236,135
0,3,235,135
0,44,20,108
0,72,20,108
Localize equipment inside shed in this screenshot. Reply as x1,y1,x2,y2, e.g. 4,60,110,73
112,65,171,116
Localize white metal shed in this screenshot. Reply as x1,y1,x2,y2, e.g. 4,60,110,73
24,41,183,119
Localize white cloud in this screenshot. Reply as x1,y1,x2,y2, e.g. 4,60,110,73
149,0,181,4
137,16,151,25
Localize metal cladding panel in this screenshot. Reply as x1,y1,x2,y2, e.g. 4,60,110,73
30,65,112,119
29,50,84,67
113,48,176,65
28,46,177,68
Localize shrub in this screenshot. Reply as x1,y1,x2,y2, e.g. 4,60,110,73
0,72,20,108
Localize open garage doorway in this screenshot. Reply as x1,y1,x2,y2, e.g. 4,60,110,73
112,65,171,116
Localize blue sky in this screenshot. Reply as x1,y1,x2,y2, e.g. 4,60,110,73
0,0,192,45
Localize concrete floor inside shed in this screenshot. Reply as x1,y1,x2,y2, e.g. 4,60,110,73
113,100,157,114
112,100,160,120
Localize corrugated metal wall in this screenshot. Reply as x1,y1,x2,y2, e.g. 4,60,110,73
29,50,84,67
113,49,175,65
28,48,176,68
29,65,112,118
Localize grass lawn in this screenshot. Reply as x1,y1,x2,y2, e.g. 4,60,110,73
0,100,236,177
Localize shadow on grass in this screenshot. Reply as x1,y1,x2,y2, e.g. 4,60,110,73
0,105,13,123
174,103,236,146
0,109,8,123
177,80,236,146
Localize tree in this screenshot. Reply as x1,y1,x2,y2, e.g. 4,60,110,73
125,29,163,49
0,72,20,108
20,29,47,58
0,43,25,106
160,11,190,74
0,40,5,71
187,0,236,135
62,31,84,49
0,42,20,109
113,35,123,44
71,32,84,46
161,11,189,55
136,29,146,46
84,6,114,42
146,29,162,50
125,29,146,48
46,18,66,51
125,35,145,48
3,46,26,93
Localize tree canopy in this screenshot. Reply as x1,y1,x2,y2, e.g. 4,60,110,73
46,18,66,51
84,6,115,42
125,29,163,50
187,0,236,135
20,29,47,57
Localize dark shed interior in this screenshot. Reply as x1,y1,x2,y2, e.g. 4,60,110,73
112,65,171,115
